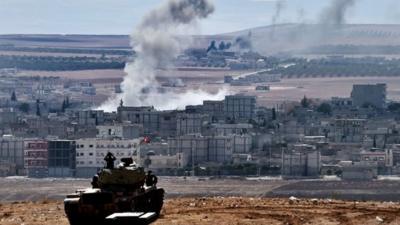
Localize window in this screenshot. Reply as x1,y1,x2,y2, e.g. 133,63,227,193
80,145,84,148
80,153,84,156
89,145,93,148
89,153,93,156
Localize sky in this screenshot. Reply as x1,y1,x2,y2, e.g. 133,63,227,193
0,0,400,35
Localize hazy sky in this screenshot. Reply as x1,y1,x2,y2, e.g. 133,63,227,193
1,0,400,35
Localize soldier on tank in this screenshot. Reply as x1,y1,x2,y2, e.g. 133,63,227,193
145,170,158,187
104,152,116,169
91,174,99,188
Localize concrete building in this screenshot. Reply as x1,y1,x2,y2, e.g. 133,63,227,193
282,144,321,177
78,110,105,126
0,108,17,124
140,142,169,156
331,97,352,107
168,135,233,166
96,124,143,139
203,100,224,121
341,161,378,181
75,138,141,177
117,106,177,137
208,123,253,136
359,149,392,167
232,134,253,154
351,83,386,108
143,154,179,171
333,119,366,143
0,160,16,176
48,140,76,177
0,135,25,176
24,140,48,178
224,95,256,121
176,113,209,136
359,149,393,174
117,106,155,123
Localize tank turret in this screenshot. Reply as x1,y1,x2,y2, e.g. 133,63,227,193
64,152,164,225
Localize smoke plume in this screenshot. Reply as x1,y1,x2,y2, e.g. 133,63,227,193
100,0,228,111
270,0,285,40
320,0,356,26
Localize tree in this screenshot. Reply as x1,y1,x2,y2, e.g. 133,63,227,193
218,41,226,51
65,96,70,107
272,108,277,120
18,103,30,113
61,99,66,112
317,103,332,115
207,40,217,53
61,97,70,112
225,42,232,49
10,91,17,101
388,102,400,112
301,95,310,108
36,99,41,116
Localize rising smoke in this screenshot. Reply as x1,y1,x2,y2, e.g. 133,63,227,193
320,0,356,26
100,0,228,111
269,0,285,40
252,0,357,55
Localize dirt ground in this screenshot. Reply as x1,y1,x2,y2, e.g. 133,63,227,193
1,197,400,225
19,69,400,108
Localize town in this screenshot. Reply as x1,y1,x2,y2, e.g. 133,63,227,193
0,72,396,182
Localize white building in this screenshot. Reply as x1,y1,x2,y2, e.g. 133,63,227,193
75,138,141,177
96,124,143,139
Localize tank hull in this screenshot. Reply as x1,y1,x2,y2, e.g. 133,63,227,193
64,188,164,225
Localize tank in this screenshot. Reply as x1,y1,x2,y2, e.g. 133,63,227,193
64,155,164,225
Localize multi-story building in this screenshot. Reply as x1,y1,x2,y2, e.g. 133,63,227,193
96,124,143,139
207,123,253,136
47,140,76,177
0,135,25,176
332,119,366,143
203,100,224,121
168,135,233,166
351,83,386,109
78,110,105,126
117,106,177,137
24,140,48,177
359,148,393,174
75,138,141,177
224,95,256,121
232,134,253,154
176,113,209,136
282,144,321,177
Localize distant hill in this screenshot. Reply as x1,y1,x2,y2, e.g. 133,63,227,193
0,34,130,49
4,24,400,55
207,24,400,55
